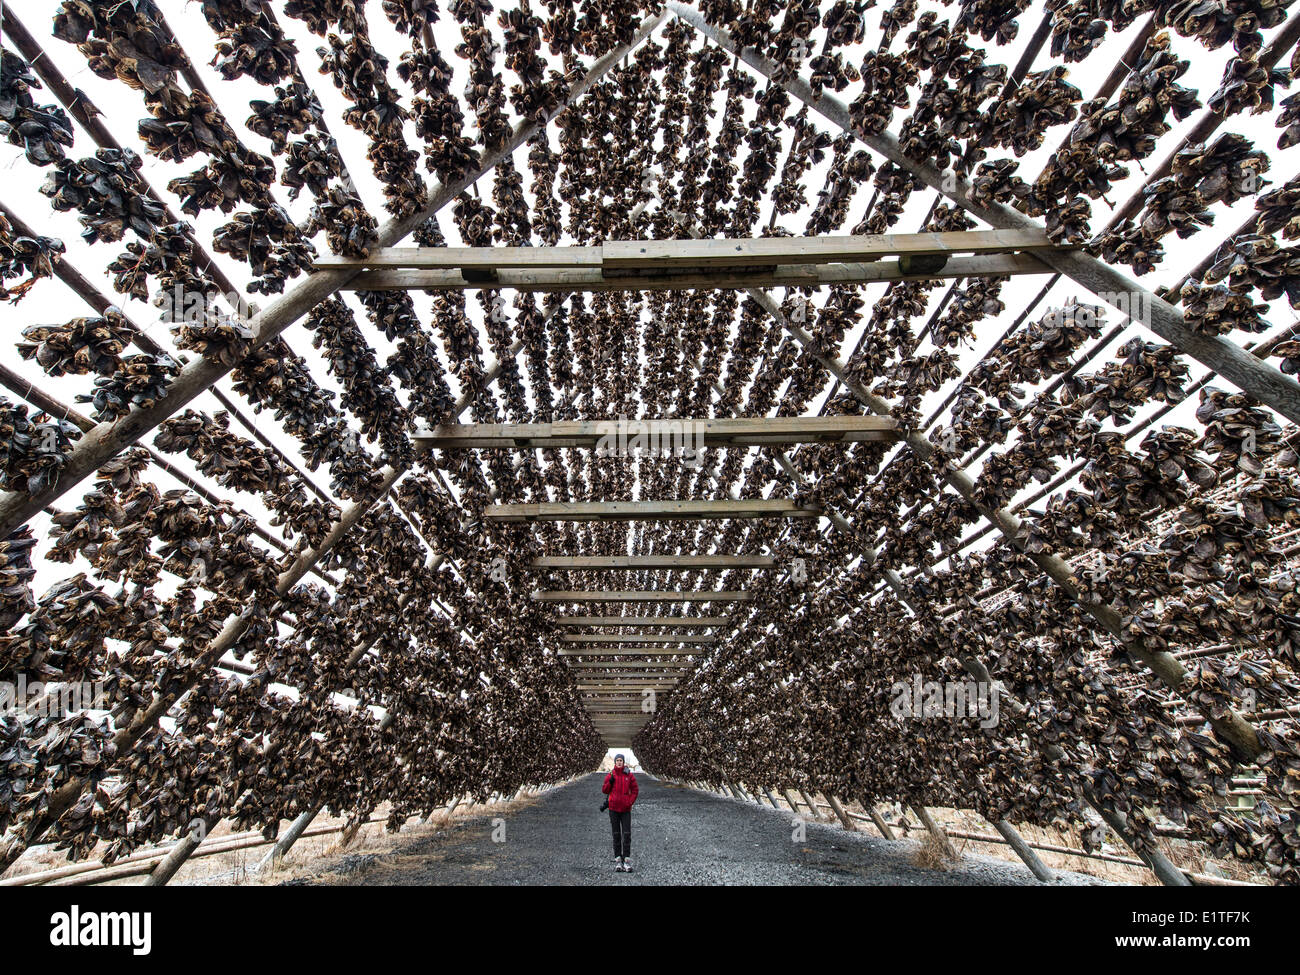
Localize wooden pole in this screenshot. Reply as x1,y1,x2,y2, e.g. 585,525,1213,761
827,795,857,831
865,804,897,841
252,804,324,875
667,2,1300,428
992,819,1056,883
799,789,826,822
0,11,668,538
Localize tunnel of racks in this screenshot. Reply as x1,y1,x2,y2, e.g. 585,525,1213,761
0,0,1299,885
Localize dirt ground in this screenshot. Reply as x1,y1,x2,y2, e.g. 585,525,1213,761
276,775,1111,886
5,774,1261,886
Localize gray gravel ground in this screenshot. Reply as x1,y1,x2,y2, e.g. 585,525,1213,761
298,774,1109,886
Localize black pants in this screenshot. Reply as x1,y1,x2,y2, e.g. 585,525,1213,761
609,808,632,858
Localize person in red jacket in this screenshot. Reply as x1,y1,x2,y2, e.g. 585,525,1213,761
602,754,639,872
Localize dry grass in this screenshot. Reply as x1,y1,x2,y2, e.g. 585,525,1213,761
912,830,957,871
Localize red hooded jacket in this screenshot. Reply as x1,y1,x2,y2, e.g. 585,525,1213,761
603,765,639,813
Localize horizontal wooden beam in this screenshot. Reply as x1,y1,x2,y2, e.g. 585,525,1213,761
579,686,681,696
580,686,674,691
413,415,899,449
560,633,715,644
559,615,729,626
578,688,678,692
493,500,819,522
604,230,1060,268
535,591,752,602
341,252,1049,291
533,554,776,570
316,230,1061,271
562,652,700,659
318,244,600,270
564,662,692,670
564,660,696,670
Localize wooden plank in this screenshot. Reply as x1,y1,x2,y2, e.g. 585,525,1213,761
581,686,675,691
315,244,601,270
315,231,1060,272
561,650,700,657
564,660,693,667
564,662,691,670
578,686,678,690
535,591,752,602
558,615,729,626
343,252,1049,292
560,633,716,644
601,229,1061,269
489,499,819,522
413,415,899,449
533,554,776,569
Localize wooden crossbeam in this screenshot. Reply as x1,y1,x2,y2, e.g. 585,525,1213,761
580,687,672,692
412,416,898,449
536,591,752,602
564,660,693,667
316,230,1059,270
342,252,1049,291
560,633,715,644
492,500,818,522
559,615,729,626
564,662,691,670
534,554,775,569
603,230,1058,268
579,686,681,696
561,650,699,657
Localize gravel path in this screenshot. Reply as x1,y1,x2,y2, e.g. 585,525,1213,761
296,774,1107,886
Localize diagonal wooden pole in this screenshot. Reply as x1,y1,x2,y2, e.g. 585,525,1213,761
0,11,668,539
667,2,1300,428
